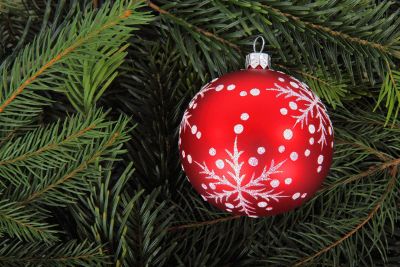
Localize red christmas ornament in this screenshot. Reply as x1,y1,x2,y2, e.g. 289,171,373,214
178,37,334,217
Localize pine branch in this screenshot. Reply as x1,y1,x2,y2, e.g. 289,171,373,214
258,1,396,57
168,214,241,231
147,1,239,51
0,0,152,137
294,167,398,266
0,199,57,243
0,110,109,187
375,63,400,126
8,115,130,207
71,163,142,266
0,240,105,266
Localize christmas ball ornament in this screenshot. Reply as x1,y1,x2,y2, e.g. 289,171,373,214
178,37,334,217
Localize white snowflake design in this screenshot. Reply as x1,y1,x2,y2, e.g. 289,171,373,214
267,83,332,149
195,137,288,216
180,82,215,133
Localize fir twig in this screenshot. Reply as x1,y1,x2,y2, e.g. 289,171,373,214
294,167,398,266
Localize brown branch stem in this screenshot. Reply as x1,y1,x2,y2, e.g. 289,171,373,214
146,1,240,51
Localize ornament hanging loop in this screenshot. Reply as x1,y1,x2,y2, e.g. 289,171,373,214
253,36,265,53
246,35,270,69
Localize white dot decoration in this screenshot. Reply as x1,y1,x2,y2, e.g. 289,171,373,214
209,183,216,190
250,88,260,96
284,178,292,185
209,148,216,156
225,203,234,209
278,77,285,82
248,157,258,166
192,103,197,109
270,179,280,188
283,129,293,140
331,141,334,148
280,108,288,115
292,192,301,200
317,166,322,173
196,132,201,139
191,125,197,134
290,152,298,161
266,207,273,211
215,84,224,91
290,81,299,88
308,124,315,134
289,101,297,110
226,208,232,212
201,195,207,201
211,78,218,82
328,126,332,135
304,149,311,157
309,137,315,145
240,91,247,96
216,159,224,169
187,155,192,164
227,84,236,90
234,124,244,134
182,150,185,158
240,113,249,120
318,155,324,164
201,183,207,189
301,193,307,198
278,145,285,153
257,201,268,208
257,147,266,154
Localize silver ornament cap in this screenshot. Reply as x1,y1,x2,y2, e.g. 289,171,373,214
245,36,271,69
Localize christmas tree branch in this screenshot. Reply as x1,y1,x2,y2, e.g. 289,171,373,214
0,201,57,242
0,240,105,266
294,166,398,266
167,215,241,232
0,124,96,166
259,3,392,57
18,132,121,206
0,9,132,113
322,157,400,192
0,0,152,138
147,1,240,51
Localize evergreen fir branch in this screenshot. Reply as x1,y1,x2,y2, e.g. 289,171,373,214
71,163,142,266
375,64,400,126
237,0,399,82
256,1,397,57
147,1,240,51
0,110,110,186
0,240,105,266
293,167,398,266
146,1,242,79
0,0,23,14
116,40,196,190
125,188,176,267
0,0,152,138
0,199,57,243
15,116,130,206
168,214,240,231
323,157,400,192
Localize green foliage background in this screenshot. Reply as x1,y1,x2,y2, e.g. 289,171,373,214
0,0,399,266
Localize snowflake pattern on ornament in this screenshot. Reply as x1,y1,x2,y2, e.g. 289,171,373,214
267,82,332,149
195,136,288,216
180,82,216,134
